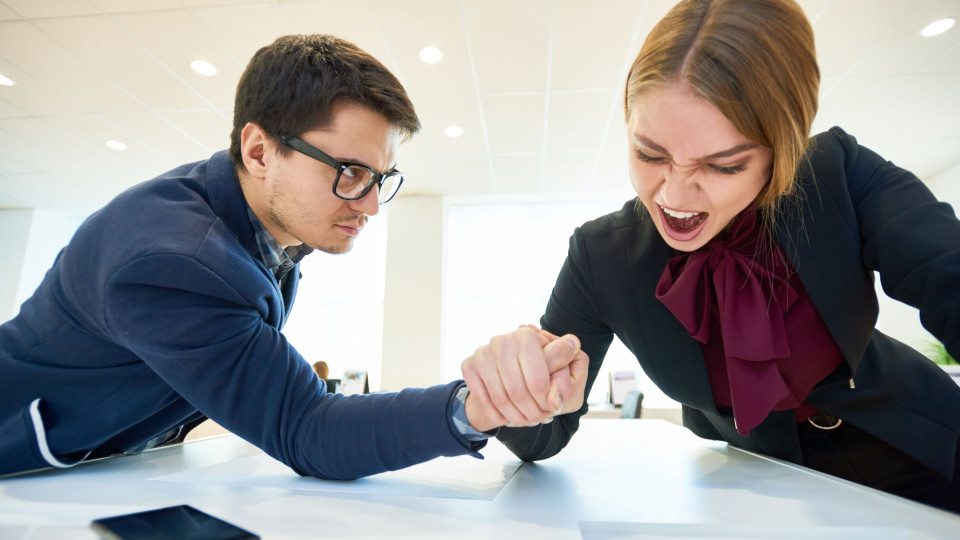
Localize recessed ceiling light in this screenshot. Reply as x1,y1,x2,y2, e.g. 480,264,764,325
190,59,218,76
105,140,127,151
444,125,464,138
921,18,955,37
0,73,14,86
419,46,443,64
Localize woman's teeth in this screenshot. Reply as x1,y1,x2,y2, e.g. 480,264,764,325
661,205,707,233
662,207,700,219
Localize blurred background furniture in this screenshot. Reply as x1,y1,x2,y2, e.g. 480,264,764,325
621,390,644,419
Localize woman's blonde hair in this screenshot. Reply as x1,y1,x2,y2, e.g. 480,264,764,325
625,0,819,220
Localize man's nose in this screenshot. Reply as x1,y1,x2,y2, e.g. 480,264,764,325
351,184,380,216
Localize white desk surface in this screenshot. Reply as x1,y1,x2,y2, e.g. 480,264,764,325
2,419,959,539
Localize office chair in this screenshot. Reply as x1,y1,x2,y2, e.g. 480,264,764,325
621,390,644,419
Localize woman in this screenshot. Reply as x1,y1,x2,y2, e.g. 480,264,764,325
461,0,960,511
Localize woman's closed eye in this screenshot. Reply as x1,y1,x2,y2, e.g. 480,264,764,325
636,148,746,175
635,149,668,164
706,163,746,175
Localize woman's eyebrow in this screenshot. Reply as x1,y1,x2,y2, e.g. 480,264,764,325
633,134,757,160
702,142,758,160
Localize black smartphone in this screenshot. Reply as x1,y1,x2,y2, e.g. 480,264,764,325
91,504,259,540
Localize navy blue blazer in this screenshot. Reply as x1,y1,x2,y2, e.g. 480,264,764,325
0,151,474,479
498,128,960,478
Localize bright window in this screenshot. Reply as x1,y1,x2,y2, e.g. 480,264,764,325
282,208,389,391
442,197,679,407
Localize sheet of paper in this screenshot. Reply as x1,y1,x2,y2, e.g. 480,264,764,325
152,443,522,500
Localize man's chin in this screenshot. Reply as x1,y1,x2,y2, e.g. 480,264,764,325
312,240,355,255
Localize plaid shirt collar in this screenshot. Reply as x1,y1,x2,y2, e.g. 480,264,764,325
247,207,313,282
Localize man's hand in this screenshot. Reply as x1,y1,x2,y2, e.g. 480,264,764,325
461,326,588,432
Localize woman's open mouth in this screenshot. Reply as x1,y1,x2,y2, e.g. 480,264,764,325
659,205,708,242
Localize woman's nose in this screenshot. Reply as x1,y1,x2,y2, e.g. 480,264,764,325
661,163,698,205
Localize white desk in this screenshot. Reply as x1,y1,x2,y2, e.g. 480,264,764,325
2,419,958,539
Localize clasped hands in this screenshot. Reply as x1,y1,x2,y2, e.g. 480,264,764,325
461,325,589,433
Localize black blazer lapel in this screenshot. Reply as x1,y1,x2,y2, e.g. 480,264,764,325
624,208,718,413
774,146,877,372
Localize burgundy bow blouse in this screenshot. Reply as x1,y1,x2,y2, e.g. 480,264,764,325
655,208,844,435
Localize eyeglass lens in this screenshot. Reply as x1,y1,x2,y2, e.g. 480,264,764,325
335,167,403,204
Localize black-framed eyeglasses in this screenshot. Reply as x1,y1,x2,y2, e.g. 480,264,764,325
278,135,405,204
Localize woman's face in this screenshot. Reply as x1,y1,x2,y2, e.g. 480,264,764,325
627,82,773,252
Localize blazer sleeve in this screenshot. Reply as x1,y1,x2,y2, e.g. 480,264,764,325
829,127,960,358
496,225,615,461
101,249,474,480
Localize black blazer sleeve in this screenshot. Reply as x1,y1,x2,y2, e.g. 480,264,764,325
828,127,960,359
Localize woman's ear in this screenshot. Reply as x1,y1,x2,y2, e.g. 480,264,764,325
239,122,273,179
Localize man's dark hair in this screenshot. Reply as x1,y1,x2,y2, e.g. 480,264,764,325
229,34,420,169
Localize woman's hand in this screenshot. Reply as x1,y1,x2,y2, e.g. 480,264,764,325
461,326,588,432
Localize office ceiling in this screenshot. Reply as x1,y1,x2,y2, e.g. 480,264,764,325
0,0,958,217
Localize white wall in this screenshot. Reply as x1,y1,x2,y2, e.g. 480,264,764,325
873,163,960,355
927,162,960,205
0,209,79,322
0,210,33,321
379,195,445,391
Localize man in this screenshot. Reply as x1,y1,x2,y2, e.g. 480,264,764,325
0,35,585,479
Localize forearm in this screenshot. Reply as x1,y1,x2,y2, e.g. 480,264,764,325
496,406,586,461
283,381,478,480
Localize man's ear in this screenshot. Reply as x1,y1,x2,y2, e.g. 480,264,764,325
239,122,273,179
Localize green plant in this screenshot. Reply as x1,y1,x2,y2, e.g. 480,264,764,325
928,341,959,366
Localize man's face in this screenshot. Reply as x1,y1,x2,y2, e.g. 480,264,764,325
255,101,400,254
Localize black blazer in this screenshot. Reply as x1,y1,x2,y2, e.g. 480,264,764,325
498,127,960,478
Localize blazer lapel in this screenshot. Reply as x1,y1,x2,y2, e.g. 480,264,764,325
773,155,878,371
625,210,719,413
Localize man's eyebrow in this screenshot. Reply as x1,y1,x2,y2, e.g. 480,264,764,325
633,134,757,160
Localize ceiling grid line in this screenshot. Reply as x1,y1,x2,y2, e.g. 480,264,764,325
457,0,498,193
537,0,556,192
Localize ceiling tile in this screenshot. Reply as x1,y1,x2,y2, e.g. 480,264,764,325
2,0,100,18
401,155,492,196
461,0,550,94
0,0,957,211
851,0,960,76
399,95,485,159
0,20,144,113
492,153,542,195
0,116,112,173
371,0,474,97
162,109,232,156
815,72,960,141
34,16,209,111
100,112,214,166
0,2,20,21
542,151,594,193
546,89,616,153
550,0,646,91
812,0,914,78
481,94,546,154
0,97,26,118
277,1,391,71
192,3,297,68
112,10,242,108
0,59,85,116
